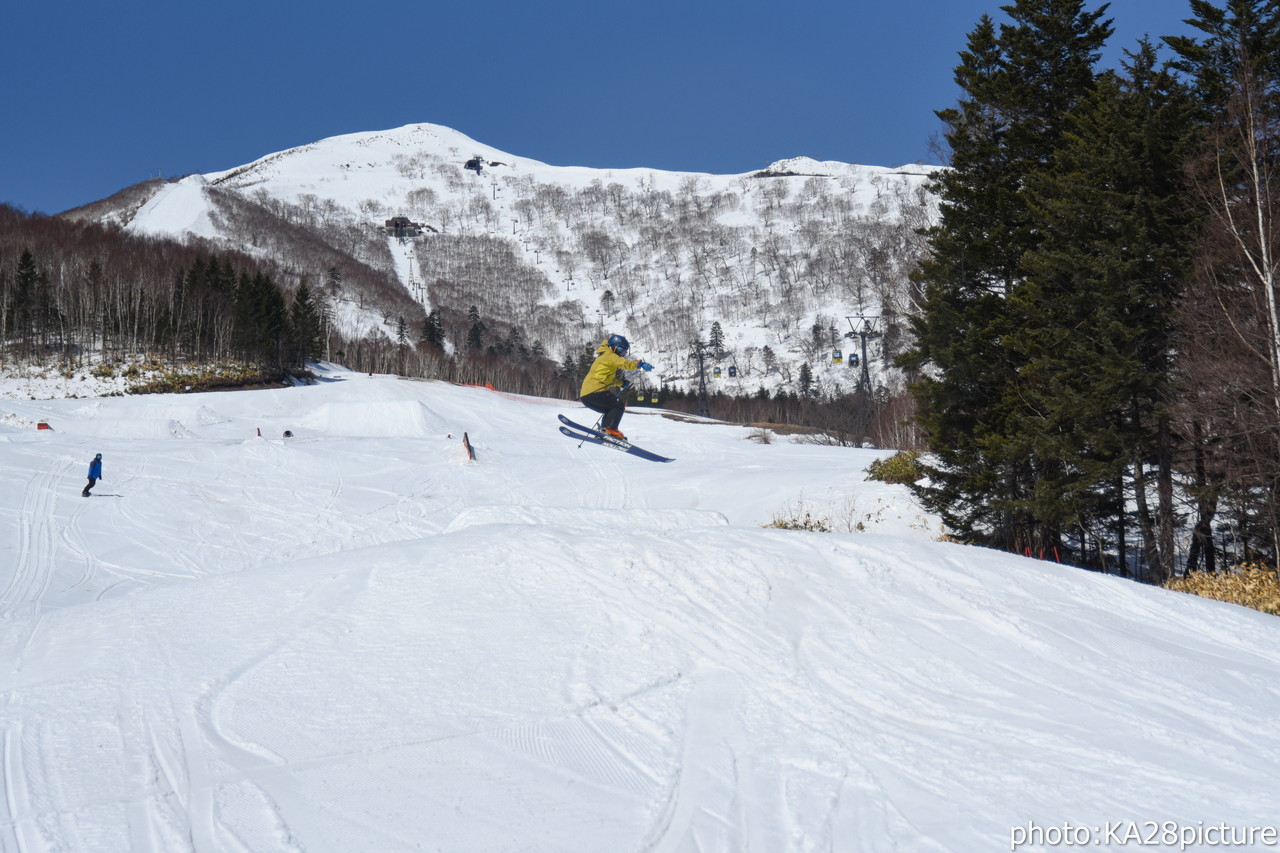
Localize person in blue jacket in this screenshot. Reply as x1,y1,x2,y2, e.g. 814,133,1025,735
82,453,102,497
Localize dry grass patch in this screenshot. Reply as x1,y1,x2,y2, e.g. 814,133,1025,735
1164,565,1280,616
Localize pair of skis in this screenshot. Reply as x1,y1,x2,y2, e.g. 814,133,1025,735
558,414,674,463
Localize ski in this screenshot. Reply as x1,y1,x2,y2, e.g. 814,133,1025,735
558,415,674,463
559,426,675,463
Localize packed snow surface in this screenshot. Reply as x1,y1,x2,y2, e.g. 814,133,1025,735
2,367,1279,852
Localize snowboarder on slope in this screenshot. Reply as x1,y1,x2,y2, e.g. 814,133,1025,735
82,453,102,497
579,334,653,440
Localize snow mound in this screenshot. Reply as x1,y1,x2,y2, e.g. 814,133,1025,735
55,416,195,439
0,411,39,431
193,404,231,425
47,403,226,438
300,399,452,437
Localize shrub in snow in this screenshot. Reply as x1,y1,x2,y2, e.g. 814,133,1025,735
1164,565,1280,616
865,450,923,485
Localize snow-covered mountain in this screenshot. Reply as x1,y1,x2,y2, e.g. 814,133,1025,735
68,123,938,395
2,369,1279,851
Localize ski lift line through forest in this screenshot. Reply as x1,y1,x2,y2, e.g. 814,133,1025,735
689,340,713,418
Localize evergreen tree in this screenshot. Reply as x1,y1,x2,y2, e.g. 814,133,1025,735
810,322,824,355
560,352,578,382
9,250,58,352
466,305,486,352
1165,0,1280,111
11,250,38,340
259,275,289,368
325,266,342,295
1014,42,1200,575
508,325,526,360
199,256,236,358
395,315,409,374
709,321,725,354
234,271,288,367
576,343,595,379
288,281,323,366
902,0,1113,553
798,361,814,397
420,307,445,349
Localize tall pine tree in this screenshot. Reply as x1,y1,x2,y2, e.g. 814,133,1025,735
420,308,444,349
902,0,1113,554
466,306,486,352
288,281,323,366
1014,42,1200,577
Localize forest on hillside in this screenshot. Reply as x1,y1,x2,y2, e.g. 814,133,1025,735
904,0,1280,579
0,203,894,438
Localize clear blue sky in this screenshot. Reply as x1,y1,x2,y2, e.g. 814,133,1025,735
3,0,1197,215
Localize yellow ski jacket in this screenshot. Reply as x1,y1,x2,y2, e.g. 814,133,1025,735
579,339,641,397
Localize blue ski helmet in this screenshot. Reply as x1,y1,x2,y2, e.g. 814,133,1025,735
607,333,629,355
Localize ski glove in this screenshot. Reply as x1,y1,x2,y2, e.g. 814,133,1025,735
639,361,654,371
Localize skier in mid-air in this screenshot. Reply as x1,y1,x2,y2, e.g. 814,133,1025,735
82,453,102,497
578,334,653,440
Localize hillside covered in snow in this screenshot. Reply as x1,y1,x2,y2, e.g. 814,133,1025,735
2,369,1279,851
64,123,937,398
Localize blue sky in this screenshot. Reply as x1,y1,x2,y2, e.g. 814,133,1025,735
4,0,1197,215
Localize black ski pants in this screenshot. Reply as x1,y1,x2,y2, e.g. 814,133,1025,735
579,390,625,431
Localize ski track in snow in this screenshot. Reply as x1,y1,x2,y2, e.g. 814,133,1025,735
5,457,65,620
1,720,31,853
1,368,1279,852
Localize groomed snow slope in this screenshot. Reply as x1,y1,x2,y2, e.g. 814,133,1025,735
1,369,1278,852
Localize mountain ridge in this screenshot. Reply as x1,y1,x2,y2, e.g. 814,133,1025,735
66,122,940,401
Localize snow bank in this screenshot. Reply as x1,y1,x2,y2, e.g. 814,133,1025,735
445,504,730,533
299,399,452,437
1,368,1278,852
